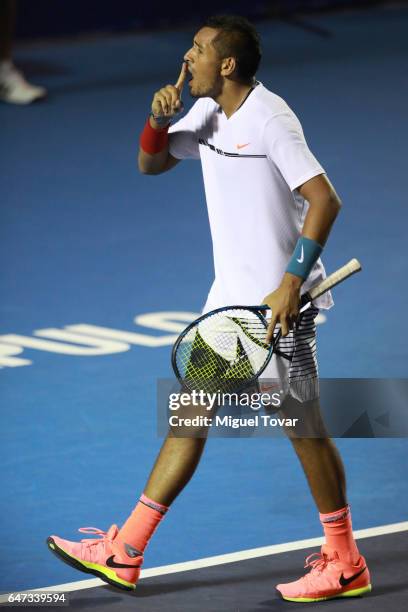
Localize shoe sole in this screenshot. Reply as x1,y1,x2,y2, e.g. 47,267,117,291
46,537,136,592
276,583,372,602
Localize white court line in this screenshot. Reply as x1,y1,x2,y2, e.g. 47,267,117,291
0,520,407,602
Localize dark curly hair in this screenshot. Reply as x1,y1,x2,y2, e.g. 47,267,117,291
203,15,262,82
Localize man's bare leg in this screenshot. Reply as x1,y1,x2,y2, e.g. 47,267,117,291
279,396,361,567
274,396,370,601
290,436,347,513
144,435,207,506
278,395,346,512
118,399,213,560
47,401,212,592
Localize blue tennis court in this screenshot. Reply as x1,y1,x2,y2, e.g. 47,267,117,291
1,3,407,604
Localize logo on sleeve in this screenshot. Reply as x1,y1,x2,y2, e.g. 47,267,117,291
236,143,250,149
296,245,304,263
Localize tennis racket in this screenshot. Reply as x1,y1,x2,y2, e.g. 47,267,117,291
172,258,362,395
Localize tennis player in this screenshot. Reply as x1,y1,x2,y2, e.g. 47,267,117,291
47,16,371,602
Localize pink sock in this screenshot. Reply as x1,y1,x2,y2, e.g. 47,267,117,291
119,494,168,554
320,505,360,564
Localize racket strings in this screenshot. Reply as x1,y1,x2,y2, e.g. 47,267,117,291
175,309,270,394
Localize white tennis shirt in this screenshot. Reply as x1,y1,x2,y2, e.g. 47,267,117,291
169,82,333,312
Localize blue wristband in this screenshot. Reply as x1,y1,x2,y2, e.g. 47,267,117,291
286,236,323,280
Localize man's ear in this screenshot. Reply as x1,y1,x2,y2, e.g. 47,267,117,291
220,57,236,77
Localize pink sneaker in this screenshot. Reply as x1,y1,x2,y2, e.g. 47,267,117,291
276,544,371,602
47,525,142,591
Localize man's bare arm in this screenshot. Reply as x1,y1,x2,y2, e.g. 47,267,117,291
138,63,187,175
263,173,341,339
297,173,342,246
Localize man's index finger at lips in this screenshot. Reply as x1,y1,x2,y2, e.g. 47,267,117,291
175,62,187,90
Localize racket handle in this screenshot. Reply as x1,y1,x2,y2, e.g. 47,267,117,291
258,258,361,311
301,258,362,306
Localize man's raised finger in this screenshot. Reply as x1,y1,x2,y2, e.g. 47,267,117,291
175,62,188,92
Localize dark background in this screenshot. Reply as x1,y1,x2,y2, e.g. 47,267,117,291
15,0,406,40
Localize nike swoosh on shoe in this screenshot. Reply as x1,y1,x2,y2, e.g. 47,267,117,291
339,566,367,587
105,555,141,569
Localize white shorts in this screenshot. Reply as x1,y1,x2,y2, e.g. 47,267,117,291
259,305,319,403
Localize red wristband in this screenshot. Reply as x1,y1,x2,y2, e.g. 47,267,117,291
140,117,170,155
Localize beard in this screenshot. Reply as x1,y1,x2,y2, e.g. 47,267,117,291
188,73,222,99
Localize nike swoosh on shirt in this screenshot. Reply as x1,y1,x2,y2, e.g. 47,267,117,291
339,566,367,587
236,143,250,149
296,245,304,263
105,555,141,569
